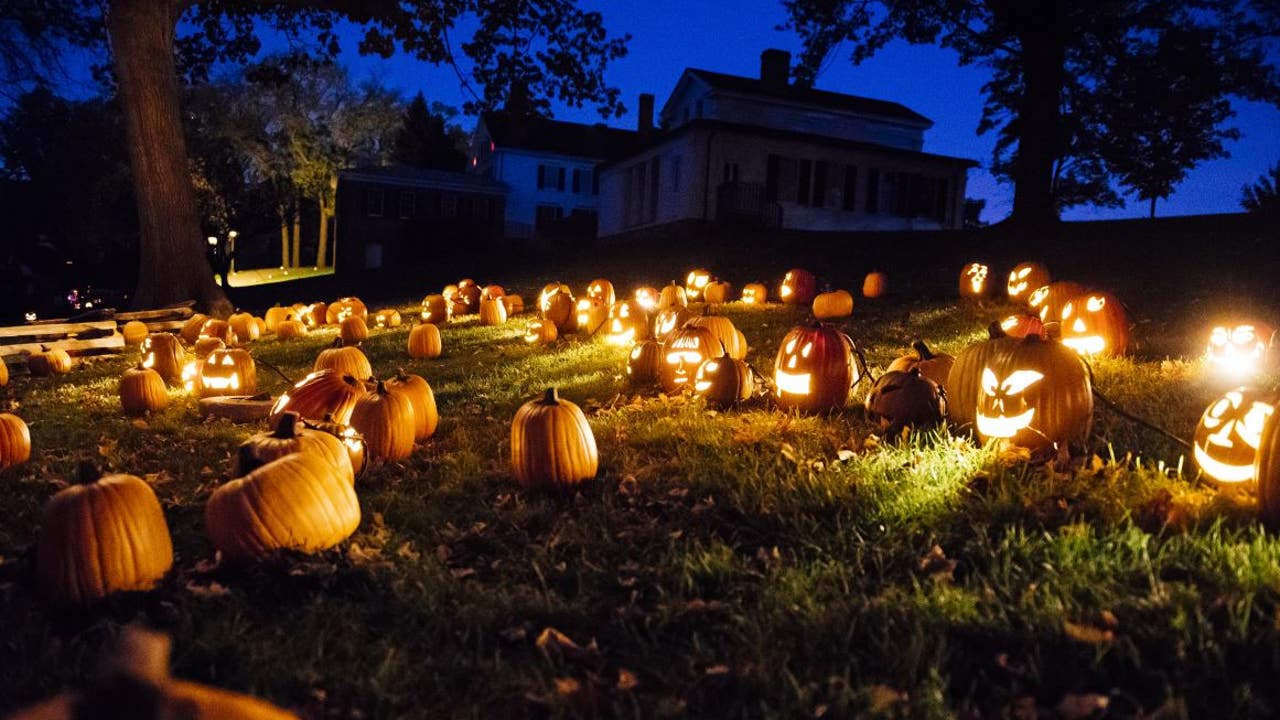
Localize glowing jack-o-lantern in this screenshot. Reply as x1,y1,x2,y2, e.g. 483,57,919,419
1193,387,1276,484
373,308,402,329
741,283,768,305
1027,281,1084,321
1060,293,1129,356
634,287,660,312
524,317,558,345
773,323,858,412
685,269,712,301
197,348,257,398
575,298,607,335
654,306,693,343
974,335,1092,450
1006,262,1050,302
779,269,817,305
301,302,327,327
660,324,722,393
539,283,576,331
586,279,616,306
140,333,185,387
326,297,368,325
1207,323,1275,376
959,263,991,298
693,357,754,408
627,340,663,385
421,295,450,324
999,314,1047,340
605,300,649,346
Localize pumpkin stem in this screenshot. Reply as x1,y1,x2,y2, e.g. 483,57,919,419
273,411,300,438
375,380,389,395
75,460,102,485
542,388,560,405
912,340,935,360
987,321,1007,339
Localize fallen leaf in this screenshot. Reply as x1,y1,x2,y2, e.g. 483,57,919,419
704,665,729,676
917,545,957,582
1055,693,1109,720
616,668,639,692
1064,621,1115,646
867,684,907,713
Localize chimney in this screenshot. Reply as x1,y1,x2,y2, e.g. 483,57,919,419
760,49,791,90
638,93,655,135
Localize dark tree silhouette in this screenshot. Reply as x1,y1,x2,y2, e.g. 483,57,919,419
782,0,1280,225
1242,162,1280,218
9,0,628,312
393,92,468,171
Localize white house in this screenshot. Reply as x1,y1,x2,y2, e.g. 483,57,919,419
469,111,642,240
598,50,977,238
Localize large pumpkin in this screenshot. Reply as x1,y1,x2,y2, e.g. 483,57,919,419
865,368,947,434
779,269,817,305
198,348,257,398
339,315,369,344
1254,408,1280,524
524,317,559,345
141,333,186,386
812,290,854,319
372,308,403,329
973,335,1092,450
1006,262,1050,302
229,312,259,342
387,370,438,441
120,365,170,417
351,380,416,461
408,323,443,358
275,315,308,340
947,325,1019,430
235,411,355,484
301,301,328,327
0,412,31,470
693,357,754,409
37,465,173,605
510,388,598,489
1192,387,1276,485
773,323,858,412
634,286,661,312
199,318,236,346
206,452,360,564
179,313,209,344
315,343,373,380
270,370,366,425
1060,292,1130,356
703,280,732,304
661,323,723,393
264,306,292,333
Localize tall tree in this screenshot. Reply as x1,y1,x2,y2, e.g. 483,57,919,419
1242,162,1280,218
782,0,1280,225
16,0,628,312
393,91,468,171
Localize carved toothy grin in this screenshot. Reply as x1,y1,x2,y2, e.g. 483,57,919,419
775,369,811,395
1193,444,1257,483
976,409,1036,438
1062,335,1106,355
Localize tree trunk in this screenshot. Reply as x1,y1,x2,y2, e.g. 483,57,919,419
107,0,231,315
279,210,290,268
1008,14,1066,227
1149,196,1157,218
316,199,329,268
291,206,301,268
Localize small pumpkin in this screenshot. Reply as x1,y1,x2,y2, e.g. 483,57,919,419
179,313,209,344
235,411,354,484
524,317,559,345
482,284,506,301
779,269,817,305
37,464,173,605
350,380,416,462
479,295,508,326
658,281,688,310
315,342,373,380
693,357,754,408
301,301,328,327
0,412,31,470
339,315,369,344
862,271,887,299
999,314,1048,340
421,294,451,324
690,310,746,360
1060,292,1130,356
373,308,402,329
886,340,954,388
741,282,769,305
773,323,858,412
634,286,660,311
605,300,650,346
120,365,170,417
685,269,712,301
959,262,991,299
275,315,308,340
539,283,576,331
205,452,360,564
1206,322,1274,376
1027,280,1084,321
387,369,438,441
199,318,236,346
269,369,366,425
192,336,226,359
121,320,149,346
141,333,185,386
28,347,72,376
229,312,259,342
457,280,482,308
1006,261,1050,302
864,368,947,434
502,294,525,315
408,322,443,358
812,290,854,319
0,358,7,386
703,279,732,304
198,348,257,398
626,341,663,385
511,388,598,489
264,306,291,333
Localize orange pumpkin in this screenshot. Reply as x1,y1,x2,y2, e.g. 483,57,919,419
511,388,598,489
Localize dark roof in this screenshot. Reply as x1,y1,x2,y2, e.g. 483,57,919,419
481,111,643,161
683,68,933,127
600,118,978,170
339,166,507,194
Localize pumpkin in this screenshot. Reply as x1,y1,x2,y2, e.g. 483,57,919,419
326,297,368,324
141,333,185,386
449,296,470,317
193,336,226,359
457,280,482,308
812,290,854,319
741,282,769,305
121,320,149,346
703,280,732,304
539,283,576,331
587,278,616,306
999,313,1048,340
779,268,817,305
503,294,525,315
200,318,237,346
865,368,947,434
605,300,650,346
307,414,368,481
1253,407,1280,523
387,369,438,441
350,380,416,461
482,284,506,301
653,306,693,343
1006,262,1050,302
634,286,660,311
661,323,724,393
206,451,360,564
0,412,31,470
1206,322,1274,376
524,317,559,345
198,348,257,398
339,315,369,344
275,315,308,339
120,365,169,417
959,262,991,299
574,298,608,335
693,357,754,408
301,302,328,327
862,271,887,299
886,340,954,388
685,269,712,301
28,347,72,376
626,341,663,385
974,334,1092,450
229,312,259,342
37,464,173,605
373,308,402,329
511,388,598,489
180,313,208,344
408,322,443,358
1060,292,1130,356
0,358,7,386
315,343,373,380
235,411,354,483
264,306,291,333
270,370,365,425
1192,387,1276,485
773,323,858,412
442,284,460,302
690,311,746,360
421,294,451,324
658,281,688,310
479,295,508,326
1027,280,1084,321
947,325,1018,430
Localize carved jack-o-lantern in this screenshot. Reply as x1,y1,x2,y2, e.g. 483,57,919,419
779,269,817,305
654,306,693,343
685,269,712,301
974,336,1092,450
741,282,769,305
1006,262,1050,302
627,340,663,385
586,279,616,306
140,333,185,387
959,263,991,299
605,300,649,346
1192,388,1276,484
539,283,576,332
1060,293,1129,356
198,348,257,398
999,314,1047,340
524,317,558,345
373,308,402,329
634,287,660,312
773,323,858,412
693,357,754,408
1027,281,1084,321
661,324,722,393
421,295,450,324
575,298,607,335
1207,323,1275,376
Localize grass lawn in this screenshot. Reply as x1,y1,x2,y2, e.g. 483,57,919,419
2,234,1280,718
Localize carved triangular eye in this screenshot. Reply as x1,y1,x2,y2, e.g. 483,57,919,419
1086,296,1105,312
981,367,999,395
1000,370,1044,395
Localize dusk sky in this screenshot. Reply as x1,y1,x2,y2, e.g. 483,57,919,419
58,0,1280,224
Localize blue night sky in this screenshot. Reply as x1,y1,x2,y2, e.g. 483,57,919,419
58,0,1280,223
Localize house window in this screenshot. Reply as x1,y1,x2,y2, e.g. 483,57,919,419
398,190,415,219
934,178,950,222
556,167,566,192
812,161,828,207
592,169,599,195
573,168,584,194
537,165,547,190
765,154,780,202
797,159,812,205
842,165,858,211
366,189,384,217
865,169,880,214
441,193,457,218
670,155,682,192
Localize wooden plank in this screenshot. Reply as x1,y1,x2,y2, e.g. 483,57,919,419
116,306,195,322
141,320,186,333
0,334,125,358
0,321,119,340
